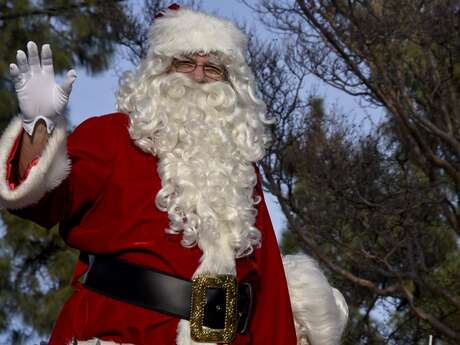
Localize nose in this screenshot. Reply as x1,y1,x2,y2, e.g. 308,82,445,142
190,65,206,83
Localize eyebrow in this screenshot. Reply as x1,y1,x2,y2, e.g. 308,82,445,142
176,53,224,65
177,57,194,62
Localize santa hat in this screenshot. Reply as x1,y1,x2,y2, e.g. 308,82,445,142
147,4,248,63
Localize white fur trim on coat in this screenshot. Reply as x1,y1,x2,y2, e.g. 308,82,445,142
283,254,349,345
149,8,247,63
147,9,250,343
176,319,215,345
0,116,70,209
70,339,133,345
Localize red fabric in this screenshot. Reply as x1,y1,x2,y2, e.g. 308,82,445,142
6,128,39,190
11,113,297,345
155,3,180,18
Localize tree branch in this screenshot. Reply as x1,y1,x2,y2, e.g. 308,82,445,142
0,0,126,21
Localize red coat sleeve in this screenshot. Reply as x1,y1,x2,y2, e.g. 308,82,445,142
10,114,124,231
248,168,298,345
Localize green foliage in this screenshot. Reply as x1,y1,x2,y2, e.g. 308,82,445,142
280,229,304,255
0,211,78,337
0,0,128,128
276,96,460,344
0,0,129,340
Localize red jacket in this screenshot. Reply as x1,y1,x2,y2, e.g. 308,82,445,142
8,113,297,345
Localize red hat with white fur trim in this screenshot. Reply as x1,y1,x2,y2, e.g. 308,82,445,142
148,5,248,63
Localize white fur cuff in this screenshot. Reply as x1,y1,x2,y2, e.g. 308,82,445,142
70,339,133,345
0,116,70,209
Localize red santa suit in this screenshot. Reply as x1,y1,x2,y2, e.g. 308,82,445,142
1,113,298,345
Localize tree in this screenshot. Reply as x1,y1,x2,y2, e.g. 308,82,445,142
245,0,460,343
0,0,132,342
277,97,459,344
114,0,202,65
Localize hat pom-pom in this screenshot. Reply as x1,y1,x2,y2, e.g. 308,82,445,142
155,3,181,18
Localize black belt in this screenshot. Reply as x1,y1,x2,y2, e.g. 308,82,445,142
83,255,253,342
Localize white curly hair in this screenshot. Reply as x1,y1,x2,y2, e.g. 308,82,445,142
116,40,273,259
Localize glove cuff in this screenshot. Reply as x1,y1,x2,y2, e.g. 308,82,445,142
22,115,57,135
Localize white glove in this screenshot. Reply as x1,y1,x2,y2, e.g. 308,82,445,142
9,41,77,135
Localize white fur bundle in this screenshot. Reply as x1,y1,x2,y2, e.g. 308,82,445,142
283,254,349,345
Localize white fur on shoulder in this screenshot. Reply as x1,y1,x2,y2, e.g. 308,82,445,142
0,116,70,209
283,254,349,345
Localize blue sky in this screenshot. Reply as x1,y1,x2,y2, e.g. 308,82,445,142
65,0,383,240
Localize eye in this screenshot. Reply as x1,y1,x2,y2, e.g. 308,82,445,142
204,64,226,78
174,60,196,72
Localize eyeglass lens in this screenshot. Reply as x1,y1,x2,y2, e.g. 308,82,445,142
173,60,226,80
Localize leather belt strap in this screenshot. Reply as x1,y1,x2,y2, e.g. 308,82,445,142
83,255,253,334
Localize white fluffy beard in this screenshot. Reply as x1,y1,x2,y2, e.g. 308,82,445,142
129,73,265,276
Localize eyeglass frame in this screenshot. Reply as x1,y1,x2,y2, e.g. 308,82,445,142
169,57,229,81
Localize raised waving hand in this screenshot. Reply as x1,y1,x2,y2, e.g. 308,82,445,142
10,41,77,135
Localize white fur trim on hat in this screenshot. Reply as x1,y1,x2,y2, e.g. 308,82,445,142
0,116,70,210
148,8,247,62
283,254,349,345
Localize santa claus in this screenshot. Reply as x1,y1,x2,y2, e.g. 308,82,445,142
0,5,348,345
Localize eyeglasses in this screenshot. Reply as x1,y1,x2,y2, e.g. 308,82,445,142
171,58,228,81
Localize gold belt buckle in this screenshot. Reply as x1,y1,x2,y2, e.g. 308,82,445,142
190,274,238,343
